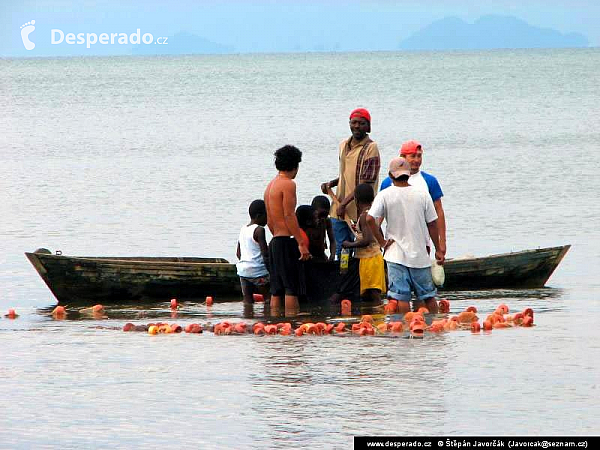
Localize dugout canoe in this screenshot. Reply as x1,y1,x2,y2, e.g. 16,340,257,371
25,245,570,304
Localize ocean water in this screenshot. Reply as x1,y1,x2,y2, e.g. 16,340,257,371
2,49,600,447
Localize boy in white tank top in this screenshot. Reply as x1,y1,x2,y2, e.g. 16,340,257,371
236,199,270,306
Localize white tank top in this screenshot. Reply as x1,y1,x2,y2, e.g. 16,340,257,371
236,224,268,278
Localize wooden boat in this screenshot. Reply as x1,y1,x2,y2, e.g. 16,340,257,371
25,245,570,304
438,244,570,290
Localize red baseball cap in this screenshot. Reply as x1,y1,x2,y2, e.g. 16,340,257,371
400,140,422,155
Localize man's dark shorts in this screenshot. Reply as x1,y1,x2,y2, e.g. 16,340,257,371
269,236,306,297
239,275,269,301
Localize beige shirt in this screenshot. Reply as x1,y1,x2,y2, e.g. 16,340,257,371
331,136,380,222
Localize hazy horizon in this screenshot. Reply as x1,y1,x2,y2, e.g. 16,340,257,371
2,0,599,57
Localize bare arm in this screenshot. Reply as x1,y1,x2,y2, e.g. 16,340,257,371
236,241,241,260
326,218,336,261
253,226,270,268
343,214,373,249
264,183,274,235
282,181,310,260
337,181,375,219
426,219,444,265
320,177,339,194
366,214,386,249
433,199,446,256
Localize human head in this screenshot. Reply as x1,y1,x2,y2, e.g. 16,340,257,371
248,199,267,226
296,205,316,229
399,140,423,175
388,157,411,182
311,195,331,220
354,183,375,207
274,145,302,177
349,108,371,139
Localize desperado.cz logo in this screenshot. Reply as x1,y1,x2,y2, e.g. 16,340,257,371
52,28,168,48
19,20,168,50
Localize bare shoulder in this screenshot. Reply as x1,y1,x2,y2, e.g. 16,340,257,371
279,177,296,191
265,176,284,191
254,225,266,239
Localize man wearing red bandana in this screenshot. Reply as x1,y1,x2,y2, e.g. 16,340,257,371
321,108,381,259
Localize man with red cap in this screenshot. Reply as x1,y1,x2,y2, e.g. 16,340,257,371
380,140,446,258
321,108,380,259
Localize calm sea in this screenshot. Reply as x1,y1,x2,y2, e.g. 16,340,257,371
2,49,600,448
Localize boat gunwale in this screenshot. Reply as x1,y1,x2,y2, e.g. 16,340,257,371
28,244,570,267
25,253,233,267
444,244,570,265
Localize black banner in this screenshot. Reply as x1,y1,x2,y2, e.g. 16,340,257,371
354,437,596,450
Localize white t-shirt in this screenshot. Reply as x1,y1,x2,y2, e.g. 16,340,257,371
409,171,434,248
368,185,438,268
236,224,268,278
408,171,428,193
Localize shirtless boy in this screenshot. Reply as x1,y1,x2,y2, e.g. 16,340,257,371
264,145,310,316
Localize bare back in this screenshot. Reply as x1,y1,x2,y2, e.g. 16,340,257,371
264,174,298,237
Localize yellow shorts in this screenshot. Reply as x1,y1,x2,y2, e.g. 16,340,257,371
358,253,386,294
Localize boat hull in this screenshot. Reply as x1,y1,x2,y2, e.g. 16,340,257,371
440,245,570,290
25,245,570,304
25,254,240,304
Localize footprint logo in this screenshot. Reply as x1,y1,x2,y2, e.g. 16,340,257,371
20,20,36,50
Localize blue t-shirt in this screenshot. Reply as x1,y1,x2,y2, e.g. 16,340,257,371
380,171,443,202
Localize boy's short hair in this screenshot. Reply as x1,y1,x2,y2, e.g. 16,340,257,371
311,195,330,211
248,199,266,219
355,183,375,204
296,205,315,229
274,145,302,171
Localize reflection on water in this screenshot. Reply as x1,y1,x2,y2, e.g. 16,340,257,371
35,286,566,325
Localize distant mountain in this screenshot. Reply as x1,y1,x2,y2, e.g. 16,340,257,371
399,15,589,51
132,31,234,55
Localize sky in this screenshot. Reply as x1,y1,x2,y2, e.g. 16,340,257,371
2,0,599,56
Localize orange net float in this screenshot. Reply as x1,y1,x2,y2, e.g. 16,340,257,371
334,322,346,333
340,299,352,316
496,304,509,315
52,306,66,319
390,322,403,333
384,300,398,314
438,299,451,313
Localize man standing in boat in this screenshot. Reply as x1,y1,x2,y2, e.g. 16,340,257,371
380,140,446,258
321,108,381,259
264,145,311,317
